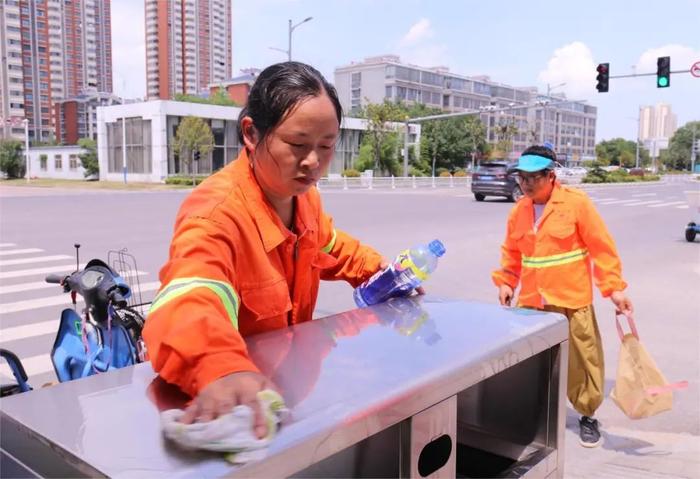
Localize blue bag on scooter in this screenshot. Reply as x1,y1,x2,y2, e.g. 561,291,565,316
51,309,138,382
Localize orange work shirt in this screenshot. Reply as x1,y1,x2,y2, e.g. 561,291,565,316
143,150,383,397
492,182,627,309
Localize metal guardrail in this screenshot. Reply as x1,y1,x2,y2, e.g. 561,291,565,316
317,174,697,191
317,176,471,190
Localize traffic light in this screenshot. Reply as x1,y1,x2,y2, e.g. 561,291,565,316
656,56,670,88
194,150,200,161
596,63,609,93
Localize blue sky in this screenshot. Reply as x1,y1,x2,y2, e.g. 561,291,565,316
112,0,700,141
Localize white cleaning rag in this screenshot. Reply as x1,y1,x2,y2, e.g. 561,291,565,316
160,389,288,464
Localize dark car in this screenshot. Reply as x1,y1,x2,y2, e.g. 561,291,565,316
470,161,522,202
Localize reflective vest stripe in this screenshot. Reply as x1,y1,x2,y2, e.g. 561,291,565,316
522,248,588,268
149,277,239,329
321,229,337,254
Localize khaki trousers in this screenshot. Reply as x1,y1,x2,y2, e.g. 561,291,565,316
543,304,605,417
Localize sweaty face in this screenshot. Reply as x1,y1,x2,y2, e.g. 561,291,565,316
251,93,339,200
517,170,555,203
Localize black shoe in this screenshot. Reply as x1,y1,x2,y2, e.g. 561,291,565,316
579,416,602,448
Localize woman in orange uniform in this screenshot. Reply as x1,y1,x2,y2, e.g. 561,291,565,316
492,145,634,448
143,62,391,437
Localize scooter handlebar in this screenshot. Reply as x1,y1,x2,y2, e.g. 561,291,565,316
45,274,64,284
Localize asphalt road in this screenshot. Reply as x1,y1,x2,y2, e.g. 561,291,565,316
1,177,698,475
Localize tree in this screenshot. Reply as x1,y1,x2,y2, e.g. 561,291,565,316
660,121,700,171
0,139,25,179
174,89,238,107
596,138,650,168
173,116,215,185
420,115,488,174
77,138,99,178
357,101,406,175
492,120,519,159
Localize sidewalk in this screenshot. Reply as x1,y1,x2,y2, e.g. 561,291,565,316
564,409,700,478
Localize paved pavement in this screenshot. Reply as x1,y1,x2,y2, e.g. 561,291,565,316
0,177,698,477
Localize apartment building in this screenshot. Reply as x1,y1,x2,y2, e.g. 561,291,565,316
335,55,597,162
0,0,113,142
145,0,232,100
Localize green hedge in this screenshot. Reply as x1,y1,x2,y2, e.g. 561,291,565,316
165,175,208,185
582,168,660,183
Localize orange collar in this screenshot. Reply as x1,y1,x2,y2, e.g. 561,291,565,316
233,150,317,252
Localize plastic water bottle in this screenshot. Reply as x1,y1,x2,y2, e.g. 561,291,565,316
353,239,446,307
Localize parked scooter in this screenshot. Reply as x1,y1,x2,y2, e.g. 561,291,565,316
0,245,148,397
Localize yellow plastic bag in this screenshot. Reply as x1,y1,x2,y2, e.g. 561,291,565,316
610,315,687,419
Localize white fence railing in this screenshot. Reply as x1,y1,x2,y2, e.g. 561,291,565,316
318,176,471,190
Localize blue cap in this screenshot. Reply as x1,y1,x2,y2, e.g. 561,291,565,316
515,154,554,172
428,240,446,257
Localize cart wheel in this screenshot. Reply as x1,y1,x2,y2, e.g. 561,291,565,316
685,224,697,242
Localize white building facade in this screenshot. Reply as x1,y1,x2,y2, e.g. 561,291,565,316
97,100,420,183
27,145,88,180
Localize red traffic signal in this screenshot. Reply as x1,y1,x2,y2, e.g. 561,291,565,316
596,63,610,93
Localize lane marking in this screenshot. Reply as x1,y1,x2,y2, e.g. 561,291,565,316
648,201,687,208
0,255,72,267
0,264,86,280
0,271,148,295
0,248,44,256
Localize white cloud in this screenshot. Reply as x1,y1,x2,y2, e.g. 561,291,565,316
538,41,597,101
636,44,700,73
111,0,146,99
399,18,433,47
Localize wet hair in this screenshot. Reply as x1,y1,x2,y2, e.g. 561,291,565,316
521,144,557,162
237,61,343,146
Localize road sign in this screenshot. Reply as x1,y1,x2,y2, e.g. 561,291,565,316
691,61,700,78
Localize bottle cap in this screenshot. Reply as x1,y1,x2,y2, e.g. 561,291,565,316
428,240,446,257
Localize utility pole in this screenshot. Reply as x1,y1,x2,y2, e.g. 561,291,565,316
288,17,313,61
691,125,697,173
22,119,29,183
635,106,641,168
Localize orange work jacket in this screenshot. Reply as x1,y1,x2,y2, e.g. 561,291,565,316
143,150,383,397
492,182,627,309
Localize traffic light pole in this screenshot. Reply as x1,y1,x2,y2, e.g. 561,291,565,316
607,69,691,79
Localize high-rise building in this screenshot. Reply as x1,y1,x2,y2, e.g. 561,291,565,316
54,90,121,145
639,103,677,142
334,55,597,162
145,0,232,100
0,0,113,143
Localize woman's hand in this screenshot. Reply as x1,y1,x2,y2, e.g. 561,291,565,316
378,259,426,295
498,284,514,306
610,291,634,318
180,371,276,439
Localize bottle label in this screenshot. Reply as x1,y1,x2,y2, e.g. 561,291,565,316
393,249,428,281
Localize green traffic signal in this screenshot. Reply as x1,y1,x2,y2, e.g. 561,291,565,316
656,56,670,88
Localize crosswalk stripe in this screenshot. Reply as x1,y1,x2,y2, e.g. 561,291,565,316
592,197,617,202
676,205,689,209
623,200,664,207
630,193,657,198
0,271,148,295
649,201,686,208
0,243,17,248
0,255,72,267
0,263,86,280
0,248,44,256
0,281,161,314
0,353,53,379
0,320,56,343
596,199,640,205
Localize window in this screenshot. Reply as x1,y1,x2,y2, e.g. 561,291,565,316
69,154,78,170
40,154,48,170
54,154,62,170
351,72,361,89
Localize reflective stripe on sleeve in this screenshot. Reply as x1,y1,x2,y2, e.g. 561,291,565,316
521,248,588,269
149,277,239,329
321,229,337,254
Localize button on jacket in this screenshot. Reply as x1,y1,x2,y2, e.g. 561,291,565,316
492,182,627,309
144,150,383,397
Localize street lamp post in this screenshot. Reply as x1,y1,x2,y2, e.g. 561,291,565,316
540,82,566,145
22,119,29,183
287,17,313,61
